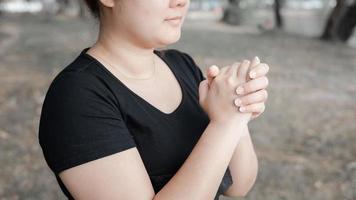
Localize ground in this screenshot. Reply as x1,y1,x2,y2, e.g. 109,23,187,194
0,14,355,200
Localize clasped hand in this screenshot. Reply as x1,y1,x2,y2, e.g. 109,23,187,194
198,57,269,124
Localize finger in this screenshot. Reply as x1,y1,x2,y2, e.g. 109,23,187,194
227,62,240,78
235,89,268,107
247,56,261,81
239,76,269,95
253,104,266,117
207,65,219,86
249,63,269,80
198,79,209,105
239,102,265,113
236,60,250,94
251,111,262,120
237,60,250,82
219,65,231,76
208,65,220,77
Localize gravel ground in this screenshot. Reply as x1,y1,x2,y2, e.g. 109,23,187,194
0,14,355,200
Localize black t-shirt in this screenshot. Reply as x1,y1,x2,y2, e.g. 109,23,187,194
38,47,233,200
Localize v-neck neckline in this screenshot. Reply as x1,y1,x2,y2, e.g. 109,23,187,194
81,47,186,117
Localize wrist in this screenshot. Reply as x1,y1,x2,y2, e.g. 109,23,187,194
210,118,247,131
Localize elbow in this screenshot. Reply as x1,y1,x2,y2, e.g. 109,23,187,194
225,157,259,198
224,180,256,198
223,178,256,198
227,190,249,198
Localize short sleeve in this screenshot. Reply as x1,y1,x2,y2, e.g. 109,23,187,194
216,167,233,199
38,71,136,175
178,51,207,84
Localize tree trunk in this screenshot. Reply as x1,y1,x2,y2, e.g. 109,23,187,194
79,0,92,18
0,0,3,16
221,0,242,25
336,2,356,41
274,0,283,28
56,0,70,15
320,0,346,40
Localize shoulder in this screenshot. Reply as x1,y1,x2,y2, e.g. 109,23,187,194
44,70,109,107
45,54,116,103
39,69,132,175
47,70,94,95
40,68,121,131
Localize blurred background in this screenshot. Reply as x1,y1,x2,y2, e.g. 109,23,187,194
0,0,355,199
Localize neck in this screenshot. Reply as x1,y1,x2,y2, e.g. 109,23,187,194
88,24,157,78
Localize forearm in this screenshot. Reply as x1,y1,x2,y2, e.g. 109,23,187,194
224,125,259,197
154,120,247,200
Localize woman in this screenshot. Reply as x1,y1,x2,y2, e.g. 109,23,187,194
38,0,269,199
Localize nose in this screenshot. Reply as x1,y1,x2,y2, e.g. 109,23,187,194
170,0,187,8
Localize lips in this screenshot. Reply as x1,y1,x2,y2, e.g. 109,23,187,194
165,16,182,21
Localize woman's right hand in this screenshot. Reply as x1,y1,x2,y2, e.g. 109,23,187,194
198,60,252,125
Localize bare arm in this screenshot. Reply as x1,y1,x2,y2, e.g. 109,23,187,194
59,120,247,200
224,125,259,198
154,120,247,200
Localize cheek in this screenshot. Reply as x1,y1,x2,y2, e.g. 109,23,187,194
131,7,162,33
120,0,183,45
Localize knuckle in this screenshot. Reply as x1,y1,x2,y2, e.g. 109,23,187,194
243,84,250,93
248,104,258,111
239,97,244,105
225,77,235,86
253,104,260,111
259,102,265,108
241,62,250,70
259,89,265,96
243,60,250,65
264,64,270,71
264,90,268,100
227,66,235,75
262,76,269,85
214,76,221,84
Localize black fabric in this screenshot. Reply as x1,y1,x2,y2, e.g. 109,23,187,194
38,47,233,200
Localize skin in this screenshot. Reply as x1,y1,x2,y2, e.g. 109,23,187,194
85,0,189,78
58,0,270,199
204,59,269,196
206,58,269,120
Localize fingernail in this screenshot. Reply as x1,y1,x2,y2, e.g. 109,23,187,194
243,60,250,65
239,107,245,112
254,56,260,63
236,86,244,94
234,98,241,106
250,71,256,78
210,65,218,71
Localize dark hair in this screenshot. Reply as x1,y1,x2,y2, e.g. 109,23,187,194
84,0,101,19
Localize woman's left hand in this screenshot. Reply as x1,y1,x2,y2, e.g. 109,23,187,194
205,57,269,121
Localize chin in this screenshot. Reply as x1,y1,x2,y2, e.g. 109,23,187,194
157,30,181,46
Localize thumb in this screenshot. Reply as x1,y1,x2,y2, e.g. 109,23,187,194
198,79,209,106
207,65,220,86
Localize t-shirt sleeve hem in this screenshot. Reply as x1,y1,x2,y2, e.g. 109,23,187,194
52,140,137,175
